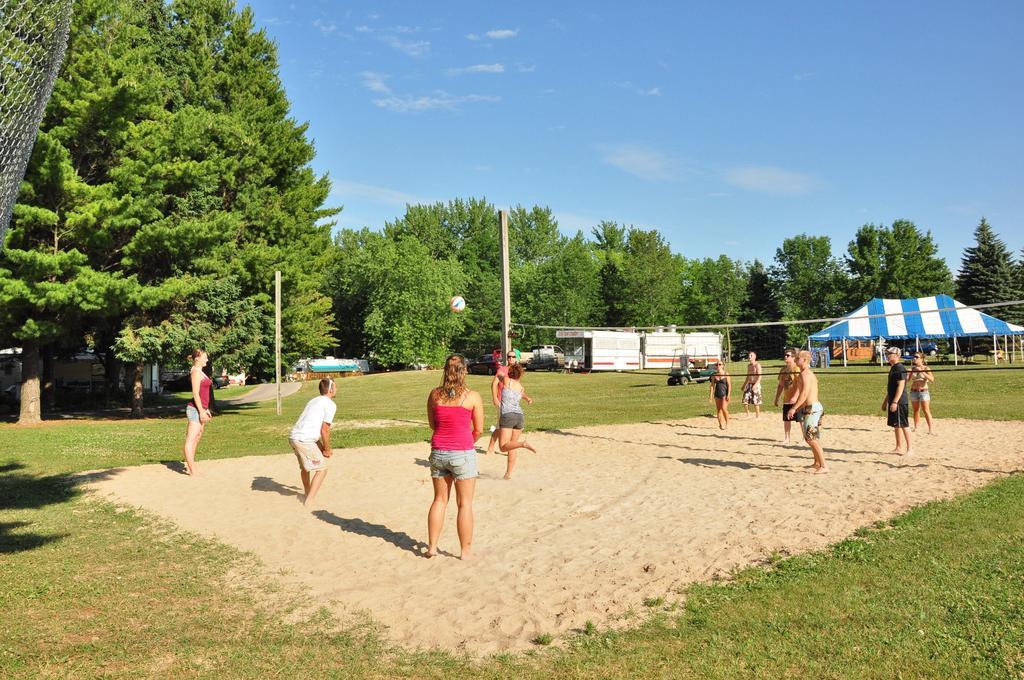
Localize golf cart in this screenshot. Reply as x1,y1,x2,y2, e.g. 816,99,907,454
666,352,716,386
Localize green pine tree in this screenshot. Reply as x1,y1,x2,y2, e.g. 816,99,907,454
956,218,1018,309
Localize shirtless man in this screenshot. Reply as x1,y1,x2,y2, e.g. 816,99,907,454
773,349,800,443
741,351,763,418
787,349,826,473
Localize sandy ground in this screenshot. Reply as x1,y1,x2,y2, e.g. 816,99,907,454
85,414,1024,653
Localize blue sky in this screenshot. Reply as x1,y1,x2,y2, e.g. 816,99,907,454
246,1,1024,270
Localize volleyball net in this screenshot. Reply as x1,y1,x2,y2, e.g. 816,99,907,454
0,0,74,246
511,300,1024,374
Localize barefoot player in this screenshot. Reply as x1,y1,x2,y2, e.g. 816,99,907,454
485,348,519,454
741,351,763,418
773,349,799,443
288,378,337,508
788,350,826,473
882,346,913,456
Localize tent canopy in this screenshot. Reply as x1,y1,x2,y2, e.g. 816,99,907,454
809,295,1024,342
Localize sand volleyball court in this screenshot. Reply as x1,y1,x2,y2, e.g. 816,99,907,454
86,415,1023,652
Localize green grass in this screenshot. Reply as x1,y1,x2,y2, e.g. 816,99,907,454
2,368,1023,677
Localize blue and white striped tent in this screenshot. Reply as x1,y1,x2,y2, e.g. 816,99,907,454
809,294,1024,342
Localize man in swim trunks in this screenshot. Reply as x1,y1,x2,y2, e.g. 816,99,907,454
788,349,826,473
773,349,800,443
882,346,912,456
485,348,519,454
741,351,763,418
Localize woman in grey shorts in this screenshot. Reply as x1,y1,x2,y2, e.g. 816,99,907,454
426,355,484,560
497,363,536,480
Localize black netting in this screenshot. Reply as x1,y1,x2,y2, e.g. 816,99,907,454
0,0,73,245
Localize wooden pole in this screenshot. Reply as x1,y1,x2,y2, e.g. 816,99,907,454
275,270,282,416
499,209,511,357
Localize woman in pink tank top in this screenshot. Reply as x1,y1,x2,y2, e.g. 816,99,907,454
425,355,484,560
183,348,213,476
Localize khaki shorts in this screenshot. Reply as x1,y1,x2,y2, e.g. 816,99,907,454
289,439,327,472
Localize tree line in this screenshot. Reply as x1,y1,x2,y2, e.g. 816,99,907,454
331,207,1023,362
3,0,1022,426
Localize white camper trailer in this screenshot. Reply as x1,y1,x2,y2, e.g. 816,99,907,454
679,332,723,367
641,331,723,369
555,330,641,371
642,330,683,369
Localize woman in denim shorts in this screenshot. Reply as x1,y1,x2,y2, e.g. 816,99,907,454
183,348,213,476
909,352,935,434
426,354,484,560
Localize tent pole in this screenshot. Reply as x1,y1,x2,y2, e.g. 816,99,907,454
993,333,998,365
879,337,883,367
842,338,847,367
953,336,958,366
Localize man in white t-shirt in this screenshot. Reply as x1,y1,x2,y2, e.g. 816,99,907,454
289,377,338,508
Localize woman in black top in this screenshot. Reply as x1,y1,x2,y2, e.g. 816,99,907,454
708,362,731,430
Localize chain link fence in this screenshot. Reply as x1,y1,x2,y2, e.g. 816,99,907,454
0,0,73,247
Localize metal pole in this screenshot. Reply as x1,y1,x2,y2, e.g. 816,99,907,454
993,333,998,365
842,338,847,367
499,209,512,357
275,270,282,416
953,336,958,366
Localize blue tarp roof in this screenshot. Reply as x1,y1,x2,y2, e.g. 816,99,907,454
809,295,1024,341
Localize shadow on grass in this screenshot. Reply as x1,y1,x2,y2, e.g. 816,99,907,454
0,394,262,424
312,510,428,556
0,462,116,554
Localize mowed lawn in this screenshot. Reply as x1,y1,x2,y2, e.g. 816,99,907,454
2,366,1023,678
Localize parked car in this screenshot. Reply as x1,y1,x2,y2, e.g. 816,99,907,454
2,383,20,406
468,354,500,375
526,345,565,371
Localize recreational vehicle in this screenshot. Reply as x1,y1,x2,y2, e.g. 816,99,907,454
555,330,641,371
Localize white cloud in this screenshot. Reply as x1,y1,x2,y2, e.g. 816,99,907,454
447,63,505,75
486,28,518,39
612,81,662,97
793,72,816,81
355,24,372,33
331,180,427,208
723,165,821,195
381,34,430,57
360,71,391,94
466,33,481,41
554,211,600,234
599,144,680,182
517,63,537,73
313,19,337,35
373,92,501,113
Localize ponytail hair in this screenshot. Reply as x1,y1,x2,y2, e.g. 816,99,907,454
438,354,467,400
188,348,206,363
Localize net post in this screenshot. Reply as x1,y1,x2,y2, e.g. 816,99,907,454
275,270,282,416
499,209,511,357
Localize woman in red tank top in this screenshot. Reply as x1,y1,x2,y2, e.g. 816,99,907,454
183,348,213,476
425,355,483,560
